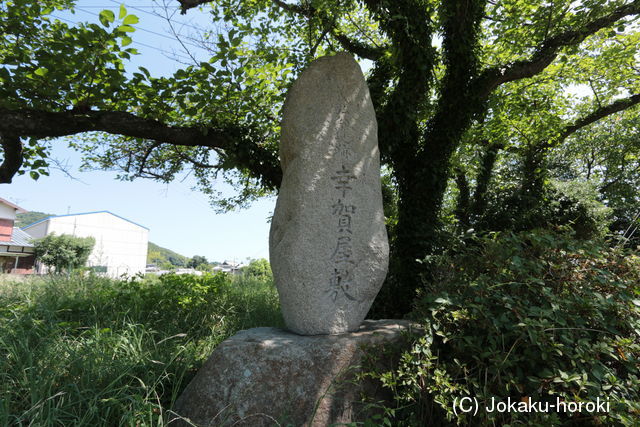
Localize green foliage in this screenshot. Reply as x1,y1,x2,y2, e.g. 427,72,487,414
550,111,640,247
15,211,53,228
33,233,95,273
0,272,282,425
381,167,399,237
477,180,612,240
374,231,640,425
147,241,189,267
241,258,272,281
187,254,209,269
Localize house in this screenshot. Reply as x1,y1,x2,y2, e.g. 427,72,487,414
0,198,36,274
213,260,245,274
23,211,149,277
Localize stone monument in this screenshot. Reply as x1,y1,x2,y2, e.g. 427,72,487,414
171,54,400,426
269,52,389,335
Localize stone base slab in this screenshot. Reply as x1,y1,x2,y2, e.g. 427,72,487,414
170,320,420,426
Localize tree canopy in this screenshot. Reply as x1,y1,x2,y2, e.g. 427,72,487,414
3,0,640,315
33,233,95,273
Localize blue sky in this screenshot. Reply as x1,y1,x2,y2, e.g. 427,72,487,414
2,1,276,263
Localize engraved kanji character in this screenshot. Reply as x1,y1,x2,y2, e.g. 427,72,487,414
338,214,352,233
332,235,353,261
332,199,357,216
326,267,357,302
331,165,356,197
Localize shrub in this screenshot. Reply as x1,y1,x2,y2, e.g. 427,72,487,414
477,181,611,240
376,230,640,426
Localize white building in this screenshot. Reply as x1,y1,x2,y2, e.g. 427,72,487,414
23,211,149,277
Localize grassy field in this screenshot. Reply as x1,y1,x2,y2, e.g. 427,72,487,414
0,272,283,426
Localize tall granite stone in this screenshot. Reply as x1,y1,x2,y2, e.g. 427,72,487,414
269,52,389,335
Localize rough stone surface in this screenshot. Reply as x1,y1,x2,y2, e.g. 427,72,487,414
170,320,419,427
269,52,389,335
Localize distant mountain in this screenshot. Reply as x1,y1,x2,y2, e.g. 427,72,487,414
16,211,53,228
147,241,189,267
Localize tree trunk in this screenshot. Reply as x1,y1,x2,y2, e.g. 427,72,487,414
471,141,503,218
454,168,471,228
373,144,455,317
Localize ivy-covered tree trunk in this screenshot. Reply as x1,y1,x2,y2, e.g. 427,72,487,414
375,0,488,317
385,166,449,316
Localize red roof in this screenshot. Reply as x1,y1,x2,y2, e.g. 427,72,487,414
0,197,27,213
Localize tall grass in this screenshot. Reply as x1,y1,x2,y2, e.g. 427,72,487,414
0,272,283,425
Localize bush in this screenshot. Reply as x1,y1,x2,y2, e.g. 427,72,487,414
375,230,640,426
477,181,611,240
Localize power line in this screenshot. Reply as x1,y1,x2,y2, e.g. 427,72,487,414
106,0,207,34
68,5,161,8
50,13,195,62
74,6,207,52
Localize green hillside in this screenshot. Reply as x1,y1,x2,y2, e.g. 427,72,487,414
147,242,189,267
16,211,53,228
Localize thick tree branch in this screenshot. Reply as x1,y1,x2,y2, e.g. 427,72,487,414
363,0,435,169
521,93,640,198
0,108,282,187
475,1,640,98
330,31,385,60
0,108,234,147
0,133,23,184
557,93,640,143
421,0,487,159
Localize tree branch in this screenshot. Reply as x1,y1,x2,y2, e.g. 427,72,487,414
0,108,238,147
180,0,386,59
0,133,23,184
330,30,385,60
475,0,640,98
0,108,282,188
177,0,212,14
557,93,640,144
137,142,162,176
421,0,487,160
272,0,306,15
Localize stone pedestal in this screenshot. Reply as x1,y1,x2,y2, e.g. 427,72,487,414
171,320,419,426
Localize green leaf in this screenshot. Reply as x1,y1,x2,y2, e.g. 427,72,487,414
121,36,132,47
122,14,139,25
34,67,48,77
116,25,136,33
99,10,115,27
29,171,40,180
118,4,127,19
